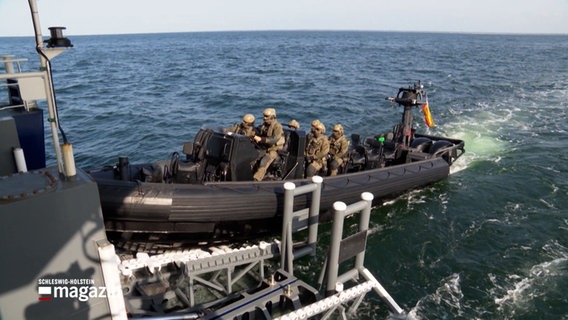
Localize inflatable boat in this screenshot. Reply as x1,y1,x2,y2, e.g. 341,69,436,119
89,82,464,243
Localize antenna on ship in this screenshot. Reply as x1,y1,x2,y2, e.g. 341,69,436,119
386,80,429,148
27,0,76,177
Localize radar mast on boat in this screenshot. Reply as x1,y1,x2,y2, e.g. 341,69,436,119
386,80,430,148
27,0,76,177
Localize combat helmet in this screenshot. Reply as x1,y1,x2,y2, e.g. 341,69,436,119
242,114,255,124
332,124,344,135
263,108,276,119
311,119,325,133
288,119,300,129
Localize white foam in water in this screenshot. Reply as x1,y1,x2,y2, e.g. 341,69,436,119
439,106,512,176
379,187,437,212
448,127,507,158
407,273,464,320
560,218,568,232
449,156,468,175
493,241,568,314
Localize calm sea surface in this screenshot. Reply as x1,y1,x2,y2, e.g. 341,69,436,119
2,31,568,319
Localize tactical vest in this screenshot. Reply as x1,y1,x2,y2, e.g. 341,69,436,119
306,134,329,159
259,121,284,152
236,124,255,137
329,135,349,158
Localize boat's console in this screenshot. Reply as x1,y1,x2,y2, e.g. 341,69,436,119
178,128,306,182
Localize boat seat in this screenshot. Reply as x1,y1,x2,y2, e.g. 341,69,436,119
364,136,381,148
268,129,299,178
382,146,396,160
346,146,366,172
175,160,200,183
140,164,164,183
269,131,292,174
272,149,289,165
182,141,193,160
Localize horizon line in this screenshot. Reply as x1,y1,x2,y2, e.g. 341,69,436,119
2,28,567,38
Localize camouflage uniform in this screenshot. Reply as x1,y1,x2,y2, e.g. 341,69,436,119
230,122,255,137
226,114,256,137
328,125,349,176
253,108,284,181
305,120,330,178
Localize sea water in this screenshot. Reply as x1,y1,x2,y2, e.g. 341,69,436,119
1,31,567,319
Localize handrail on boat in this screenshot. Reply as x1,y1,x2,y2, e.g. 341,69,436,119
314,192,405,316
280,175,323,275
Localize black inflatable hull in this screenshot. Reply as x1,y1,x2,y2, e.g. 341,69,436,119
92,157,449,239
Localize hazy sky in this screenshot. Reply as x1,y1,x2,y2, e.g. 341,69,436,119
1,0,568,37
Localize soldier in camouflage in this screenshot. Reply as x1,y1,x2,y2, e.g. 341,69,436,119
252,108,284,181
305,119,330,178
287,119,300,130
225,114,256,137
328,124,349,176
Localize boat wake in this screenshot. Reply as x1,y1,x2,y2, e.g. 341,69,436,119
405,273,464,320
378,184,448,214
438,104,512,176
490,240,568,318
449,156,468,175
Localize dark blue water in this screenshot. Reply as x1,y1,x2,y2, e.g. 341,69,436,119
2,31,568,319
